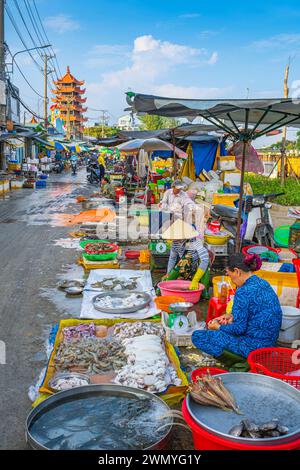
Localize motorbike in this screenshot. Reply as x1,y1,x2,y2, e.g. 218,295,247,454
87,161,101,184
210,192,285,248
71,161,77,175
53,161,64,174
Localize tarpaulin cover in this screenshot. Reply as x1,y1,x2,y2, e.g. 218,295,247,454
192,140,227,175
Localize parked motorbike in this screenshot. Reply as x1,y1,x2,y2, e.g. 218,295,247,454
210,192,284,247
53,161,64,174
87,161,101,184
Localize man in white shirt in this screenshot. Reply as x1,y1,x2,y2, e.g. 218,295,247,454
160,180,193,217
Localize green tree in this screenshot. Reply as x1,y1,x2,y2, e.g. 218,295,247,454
84,125,118,139
139,114,179,130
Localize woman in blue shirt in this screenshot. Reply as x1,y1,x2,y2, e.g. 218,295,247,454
192,253,282,358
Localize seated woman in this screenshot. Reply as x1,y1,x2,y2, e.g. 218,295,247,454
192,253,282,359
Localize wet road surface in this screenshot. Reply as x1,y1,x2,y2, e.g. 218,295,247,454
0,170,92,449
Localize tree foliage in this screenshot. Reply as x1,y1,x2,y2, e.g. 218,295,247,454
84,126,118,138
138,114,180,130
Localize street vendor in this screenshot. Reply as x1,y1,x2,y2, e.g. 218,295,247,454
192,253,282,359
159,180,195,220
161,219,210,291
101,177,115,199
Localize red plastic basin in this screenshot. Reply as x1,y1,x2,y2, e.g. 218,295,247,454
157,280,205,304
191,367,228,383
125,250,140,259
182,399,300,450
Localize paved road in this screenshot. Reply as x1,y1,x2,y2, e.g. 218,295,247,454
0,170,91,449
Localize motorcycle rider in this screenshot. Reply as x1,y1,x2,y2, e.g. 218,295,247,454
70,153,78,174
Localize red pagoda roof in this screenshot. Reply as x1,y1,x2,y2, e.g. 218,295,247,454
53,66,85,86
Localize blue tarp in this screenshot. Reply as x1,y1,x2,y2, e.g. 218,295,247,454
192,140,227,176
151,150,173,159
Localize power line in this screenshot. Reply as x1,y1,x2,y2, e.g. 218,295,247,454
12,0,44,62
31,0,62,77
5,2,44,74
7,80,44,120
22,0,57,85
24,0,59,82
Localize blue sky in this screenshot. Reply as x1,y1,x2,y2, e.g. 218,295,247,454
5,0,300,142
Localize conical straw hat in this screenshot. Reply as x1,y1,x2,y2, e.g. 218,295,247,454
161,219,199,240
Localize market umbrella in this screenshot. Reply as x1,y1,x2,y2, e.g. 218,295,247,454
116,138,187,158
48,140,68,151
126,93,300,251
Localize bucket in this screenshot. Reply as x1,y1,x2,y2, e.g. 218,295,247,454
279,306,300,344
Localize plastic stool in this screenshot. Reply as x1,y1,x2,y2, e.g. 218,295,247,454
206,297,227,325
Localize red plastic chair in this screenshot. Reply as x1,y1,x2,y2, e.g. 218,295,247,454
292,258,300,308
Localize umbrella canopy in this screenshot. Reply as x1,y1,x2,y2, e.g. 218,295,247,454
48,140,68,151
116,138,187,158
126,93,300,251
126,94,300,138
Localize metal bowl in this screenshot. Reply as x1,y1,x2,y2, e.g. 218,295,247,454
187,372,300,446
48,372,90,392
169,302,194,312
92,291,152,314
26,384,173,450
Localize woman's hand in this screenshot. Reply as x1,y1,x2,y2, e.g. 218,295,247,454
207,320,220,330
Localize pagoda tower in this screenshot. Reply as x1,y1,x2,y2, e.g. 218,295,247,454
51,66,87,139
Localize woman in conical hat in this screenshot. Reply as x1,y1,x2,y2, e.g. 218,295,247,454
161,219,209,290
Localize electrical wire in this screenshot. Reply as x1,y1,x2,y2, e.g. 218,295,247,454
32,0,62,78
12,0,44,61
7,80,44,120
5,3,44,74
24,0,59,81
22,0,57,84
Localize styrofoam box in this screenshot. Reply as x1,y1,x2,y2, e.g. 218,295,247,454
223,171,241,186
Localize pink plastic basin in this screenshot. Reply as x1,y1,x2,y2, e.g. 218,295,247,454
157,280,205,304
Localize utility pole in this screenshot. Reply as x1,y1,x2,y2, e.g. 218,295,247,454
280,60,290,186
43,54,54,128
0,0,6,170
98,109,108,137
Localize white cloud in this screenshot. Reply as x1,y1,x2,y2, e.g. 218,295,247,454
85,35,221,118
207,51,218,65
249,34,300,49
44,14,80,34
179,13,201,19
153,84,233,99
86,44,130,68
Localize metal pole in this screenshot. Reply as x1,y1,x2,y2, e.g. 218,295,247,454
235,109,250,253
0,0,5,170
280,62,290,186
0,0,4,82
44,54,48,127
172,129,177,177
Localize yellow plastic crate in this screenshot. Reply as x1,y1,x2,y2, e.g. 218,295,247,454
212,193,238,207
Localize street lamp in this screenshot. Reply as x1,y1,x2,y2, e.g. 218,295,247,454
9,45,52,74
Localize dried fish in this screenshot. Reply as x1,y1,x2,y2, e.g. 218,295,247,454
229,423,244,437
190,373,241,414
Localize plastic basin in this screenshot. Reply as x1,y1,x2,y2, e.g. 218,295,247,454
182,399,300,450
125,250,140,259
274,225,290,248
191,367,228,383
154,295,185,313
157,280,205,304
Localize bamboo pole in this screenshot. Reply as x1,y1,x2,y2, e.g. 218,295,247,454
280,61,290,186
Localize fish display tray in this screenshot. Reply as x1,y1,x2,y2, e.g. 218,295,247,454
186,372,300,446
92,291,152,314
26,385,173,450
